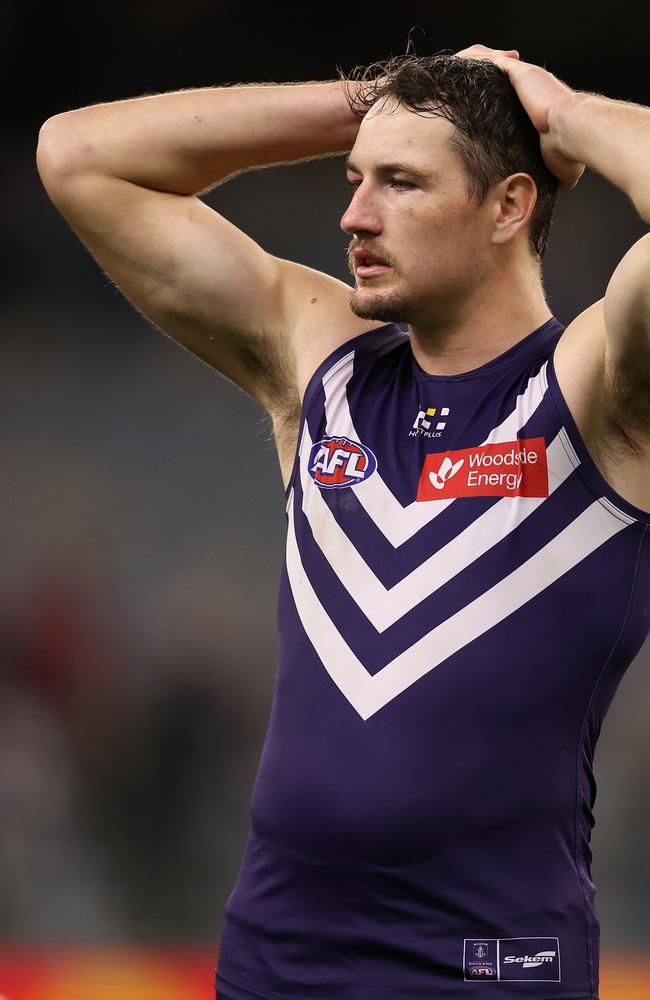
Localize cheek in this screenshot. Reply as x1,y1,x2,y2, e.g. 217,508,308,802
413,225,470,267
418,201,476,242
441,212,487,262
401,201,484,274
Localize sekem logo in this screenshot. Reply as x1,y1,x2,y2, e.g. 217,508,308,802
503,950,557,968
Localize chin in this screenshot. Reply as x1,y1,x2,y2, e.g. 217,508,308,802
348,288,412,324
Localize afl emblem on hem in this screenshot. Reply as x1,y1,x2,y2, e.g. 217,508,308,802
463,936,561,983
308,436,377,489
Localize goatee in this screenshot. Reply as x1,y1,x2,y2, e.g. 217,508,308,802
348,288,411,324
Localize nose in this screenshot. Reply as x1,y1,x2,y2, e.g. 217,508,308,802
340,183,382,237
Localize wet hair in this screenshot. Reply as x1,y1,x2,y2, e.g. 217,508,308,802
337,49,559,259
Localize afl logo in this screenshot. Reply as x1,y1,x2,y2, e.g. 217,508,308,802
309,436,377,489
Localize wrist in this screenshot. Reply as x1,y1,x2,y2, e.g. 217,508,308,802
546,90,593,156
332,78,367,144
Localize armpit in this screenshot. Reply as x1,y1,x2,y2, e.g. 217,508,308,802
603,356,650,456
237,327,299,416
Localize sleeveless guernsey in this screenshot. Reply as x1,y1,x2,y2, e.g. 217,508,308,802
215,316,650,1000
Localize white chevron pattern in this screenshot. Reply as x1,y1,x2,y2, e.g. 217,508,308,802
298,424,577,632
321,354,550,547
285,339,636,717
286,493,629,719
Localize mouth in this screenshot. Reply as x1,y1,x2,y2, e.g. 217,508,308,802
356,263,393,278
351,247,392,278
354,253,393,279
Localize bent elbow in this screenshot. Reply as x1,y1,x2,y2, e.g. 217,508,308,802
36,111,100,192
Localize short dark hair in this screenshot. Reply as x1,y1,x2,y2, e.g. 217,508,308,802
337,50,559,258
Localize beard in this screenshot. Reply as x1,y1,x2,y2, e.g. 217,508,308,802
348,285,414,324
347,244,411,323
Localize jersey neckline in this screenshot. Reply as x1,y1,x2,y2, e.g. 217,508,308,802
410,316,564,382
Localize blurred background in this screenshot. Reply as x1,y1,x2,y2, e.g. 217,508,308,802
1,1,649,997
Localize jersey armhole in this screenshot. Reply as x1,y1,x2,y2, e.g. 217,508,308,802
546,345,650,527
282,323,407,505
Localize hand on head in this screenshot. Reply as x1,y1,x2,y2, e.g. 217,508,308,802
454,43,586,192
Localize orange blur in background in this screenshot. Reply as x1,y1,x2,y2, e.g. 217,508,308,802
0,949,648,999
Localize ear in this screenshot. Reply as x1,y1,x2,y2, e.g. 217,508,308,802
490,173,537,246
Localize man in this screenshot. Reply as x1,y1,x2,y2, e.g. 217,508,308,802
37,42,650,999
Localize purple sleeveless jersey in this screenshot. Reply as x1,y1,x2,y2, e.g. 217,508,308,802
215,317,650,1000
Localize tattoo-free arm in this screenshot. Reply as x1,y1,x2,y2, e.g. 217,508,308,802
457,45,650,388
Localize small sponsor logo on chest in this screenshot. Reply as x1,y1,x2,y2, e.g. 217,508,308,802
417,437,548,500
410,404,450,438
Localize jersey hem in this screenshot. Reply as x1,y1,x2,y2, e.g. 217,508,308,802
216,971,597,1000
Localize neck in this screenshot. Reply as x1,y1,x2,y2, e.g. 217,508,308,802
407,266,553,376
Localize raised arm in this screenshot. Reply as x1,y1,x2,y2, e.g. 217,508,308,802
35,80,378,428
457,44,650,470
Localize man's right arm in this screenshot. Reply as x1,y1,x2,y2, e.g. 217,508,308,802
36,80,374,414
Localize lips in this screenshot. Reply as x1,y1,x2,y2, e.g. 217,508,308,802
356,262,392,278
353,248,389,266
352,247,393,278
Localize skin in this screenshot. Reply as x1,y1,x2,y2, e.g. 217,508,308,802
453,46,585,192
336,44,650,512
36,43,650,510
340,93,555,377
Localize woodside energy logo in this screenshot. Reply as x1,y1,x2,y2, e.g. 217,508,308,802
417,437,549,500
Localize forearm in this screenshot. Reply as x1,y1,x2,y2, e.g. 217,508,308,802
548,91,650,221
37,80,361,195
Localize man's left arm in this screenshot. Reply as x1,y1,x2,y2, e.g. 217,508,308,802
548,92,650,384
458,45,650,393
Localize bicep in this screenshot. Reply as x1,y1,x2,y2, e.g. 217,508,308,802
39,167,295,404
38,150,381,414
603,232,650,374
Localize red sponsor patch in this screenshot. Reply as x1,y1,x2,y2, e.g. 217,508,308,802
417,437,548,500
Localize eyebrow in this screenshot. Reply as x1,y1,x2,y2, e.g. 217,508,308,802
344,157,432,181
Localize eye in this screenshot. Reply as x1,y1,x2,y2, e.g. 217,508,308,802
344,177,414,191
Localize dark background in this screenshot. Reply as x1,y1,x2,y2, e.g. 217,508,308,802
1,0,648,952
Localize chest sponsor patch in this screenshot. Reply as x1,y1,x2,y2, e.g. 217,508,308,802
308,436,377,489
417,437,548,500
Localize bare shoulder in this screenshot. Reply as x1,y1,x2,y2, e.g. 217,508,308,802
273,257,393,401
553,297,650,513
266,260,390,490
